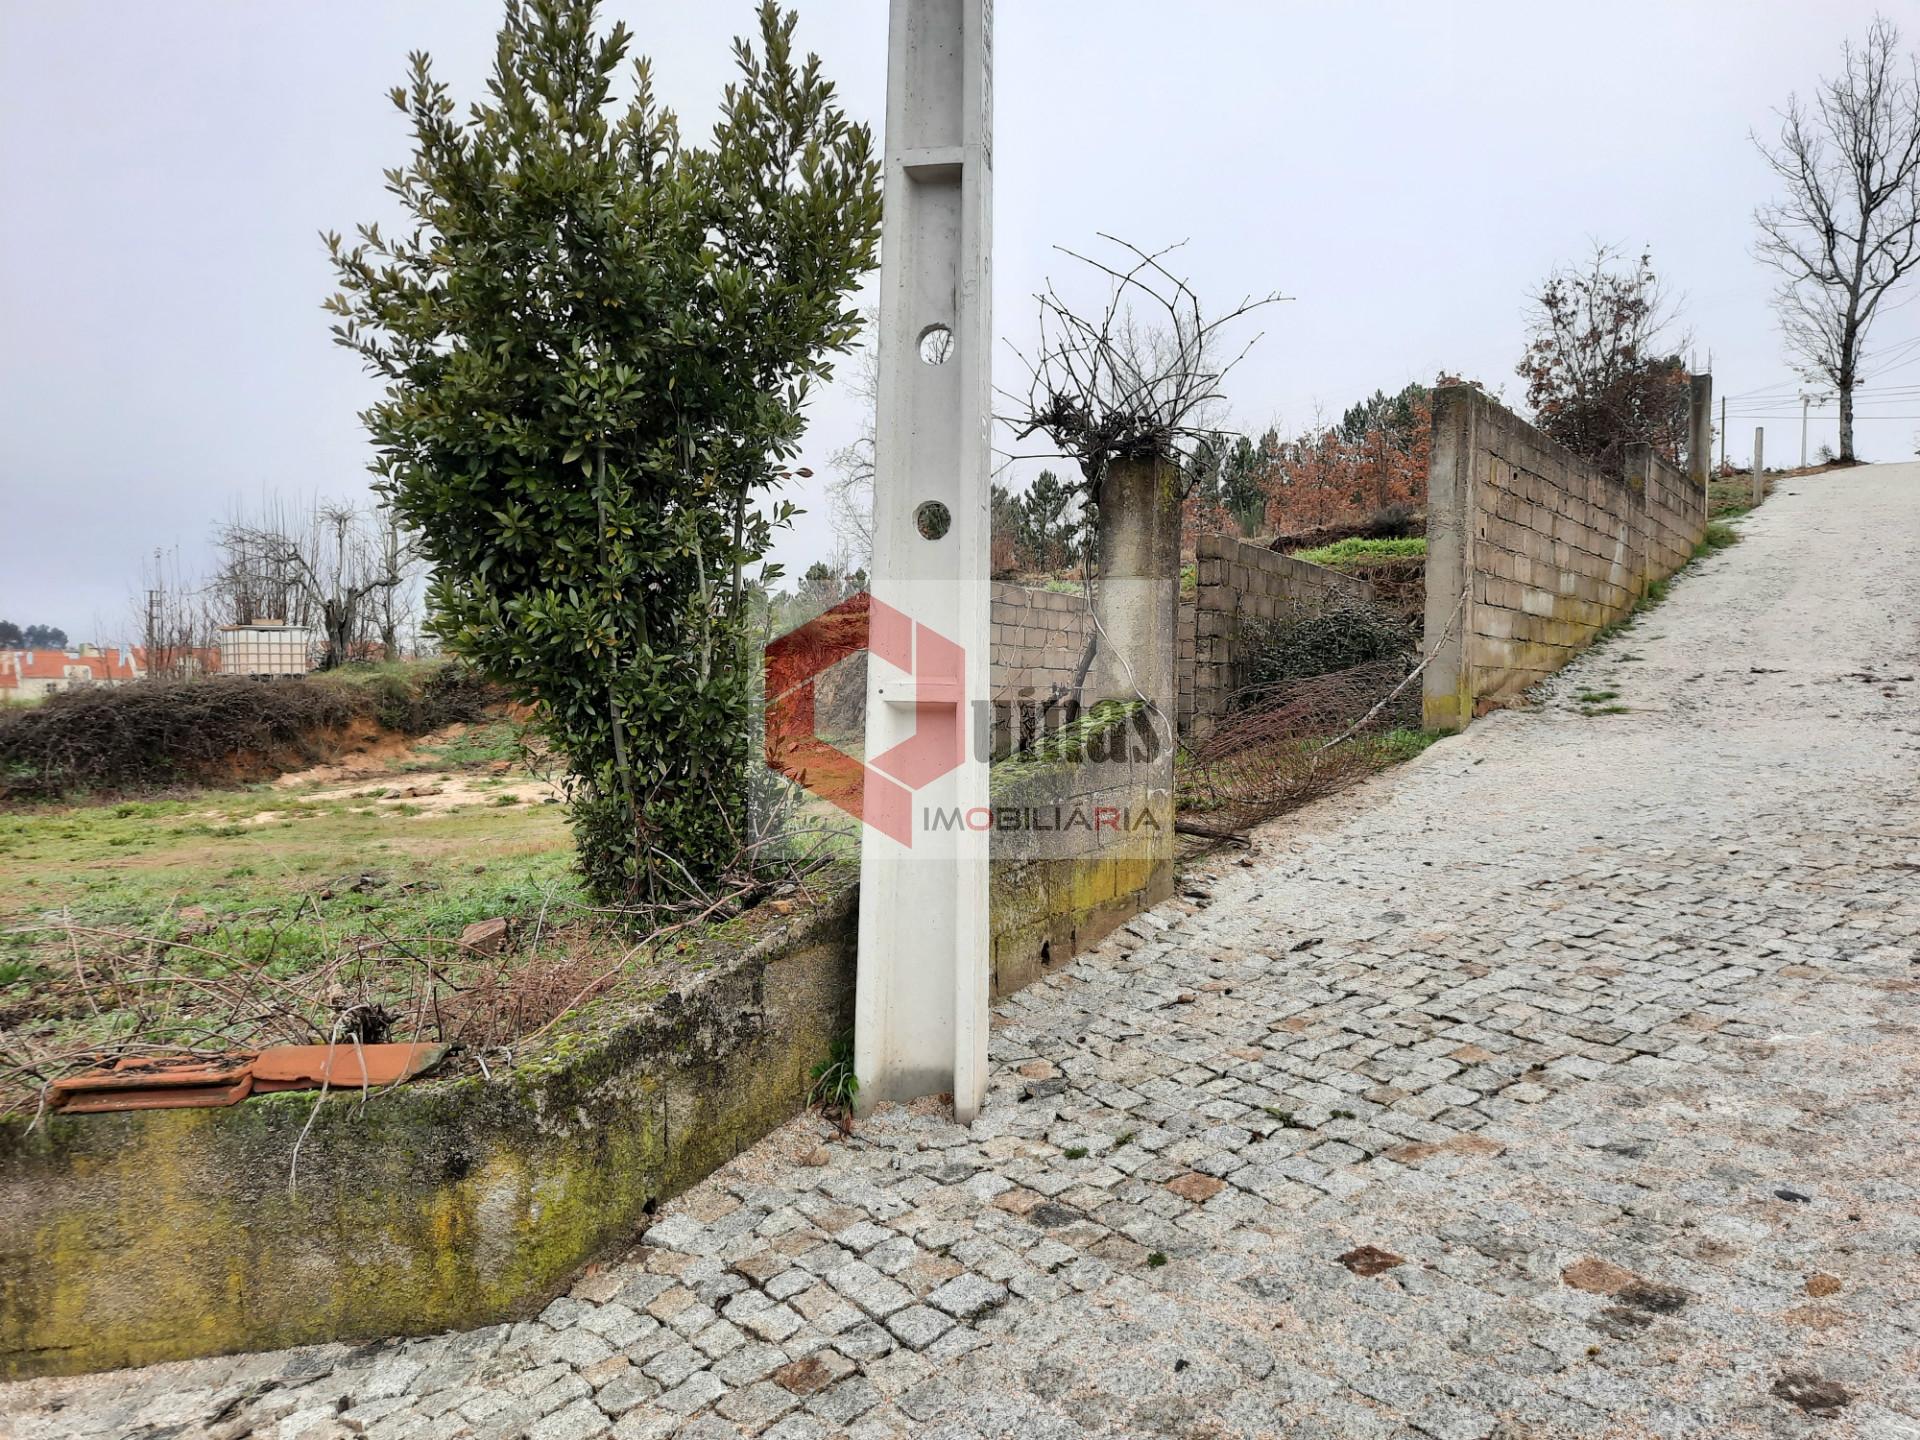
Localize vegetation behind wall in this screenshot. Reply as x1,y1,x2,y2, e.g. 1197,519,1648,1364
0,664,495,802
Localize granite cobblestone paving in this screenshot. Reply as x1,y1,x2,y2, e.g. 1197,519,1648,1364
6,466,1919,1437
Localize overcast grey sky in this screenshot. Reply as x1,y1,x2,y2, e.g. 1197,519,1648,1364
4,0,1917,641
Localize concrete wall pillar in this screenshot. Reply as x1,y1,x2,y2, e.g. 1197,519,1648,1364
1623,441,1654,594
1688,373,1713,521
1086,455,1181,717
1421,385,1479,732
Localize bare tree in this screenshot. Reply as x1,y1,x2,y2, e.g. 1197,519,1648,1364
1005,235,1286,489
217,500,415,669
1517,243,1691,470
369,510,424,661
1002,236,1285,717
129,545,218,679
212,495,313,631
1754,15,1920,462
823,307,879,564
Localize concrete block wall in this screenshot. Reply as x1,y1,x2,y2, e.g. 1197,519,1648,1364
1422,385,1708,729
990,581,1090,707
1177,597,1197,733
1183,534,1376,740
809,583,1090,750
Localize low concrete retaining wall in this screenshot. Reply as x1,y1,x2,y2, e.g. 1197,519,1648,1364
1,762,1180,1384
1422,386,1708,728
0,898,859,1381
987,702,1175,996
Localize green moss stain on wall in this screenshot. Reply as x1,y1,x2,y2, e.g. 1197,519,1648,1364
0,897,858,1380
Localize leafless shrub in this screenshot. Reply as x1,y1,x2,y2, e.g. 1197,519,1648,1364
1004,235,1288,486
1179,658,1420,835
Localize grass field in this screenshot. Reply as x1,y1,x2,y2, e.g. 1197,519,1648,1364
1288,536,1428,568
0,718,620,1111
0,708,865,1113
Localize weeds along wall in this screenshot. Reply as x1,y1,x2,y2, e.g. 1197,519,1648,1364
0,898,858,1380
1422,385,1709,729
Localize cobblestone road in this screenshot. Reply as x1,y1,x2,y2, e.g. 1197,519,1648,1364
8,464,1920,1438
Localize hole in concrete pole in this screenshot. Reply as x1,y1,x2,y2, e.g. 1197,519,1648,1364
914,501,951,541
918,324,954,364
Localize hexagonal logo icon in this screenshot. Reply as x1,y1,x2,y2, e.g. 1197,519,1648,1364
763,593,965,847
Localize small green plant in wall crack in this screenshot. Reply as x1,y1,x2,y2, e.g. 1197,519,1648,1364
809,1031,860,1129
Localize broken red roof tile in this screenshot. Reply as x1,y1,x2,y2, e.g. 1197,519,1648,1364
46,1043,449,1114
251,1042,449,1091
48,1054,254,1114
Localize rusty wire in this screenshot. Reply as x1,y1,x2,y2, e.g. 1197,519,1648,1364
1178,657,1421,835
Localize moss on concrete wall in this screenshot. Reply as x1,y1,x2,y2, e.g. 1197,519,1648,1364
987,700,1174,995
0,894,857,1381
2,702,1186,1380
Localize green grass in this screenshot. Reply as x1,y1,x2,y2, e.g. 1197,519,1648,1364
1696,520,1740,556
411,718,524,769
0,784,579,965
1371,728,1447,764
808,1031,860,1116
993,698,1145,787
1709,475,1769,520
0,748,590,1101
305,657,451,691
1289,536,1427,567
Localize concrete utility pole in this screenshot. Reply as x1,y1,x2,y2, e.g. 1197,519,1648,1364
855,0,994,1122
1688,373,1713,521
1720,395,1727,475
1752,427,1765,507
1800,396,1810,469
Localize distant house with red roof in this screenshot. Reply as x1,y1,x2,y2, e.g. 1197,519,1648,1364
0,645,146,701
129,644,223,681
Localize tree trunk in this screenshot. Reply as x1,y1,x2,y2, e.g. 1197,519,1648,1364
323,602,351,671
1838,376,1856,463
